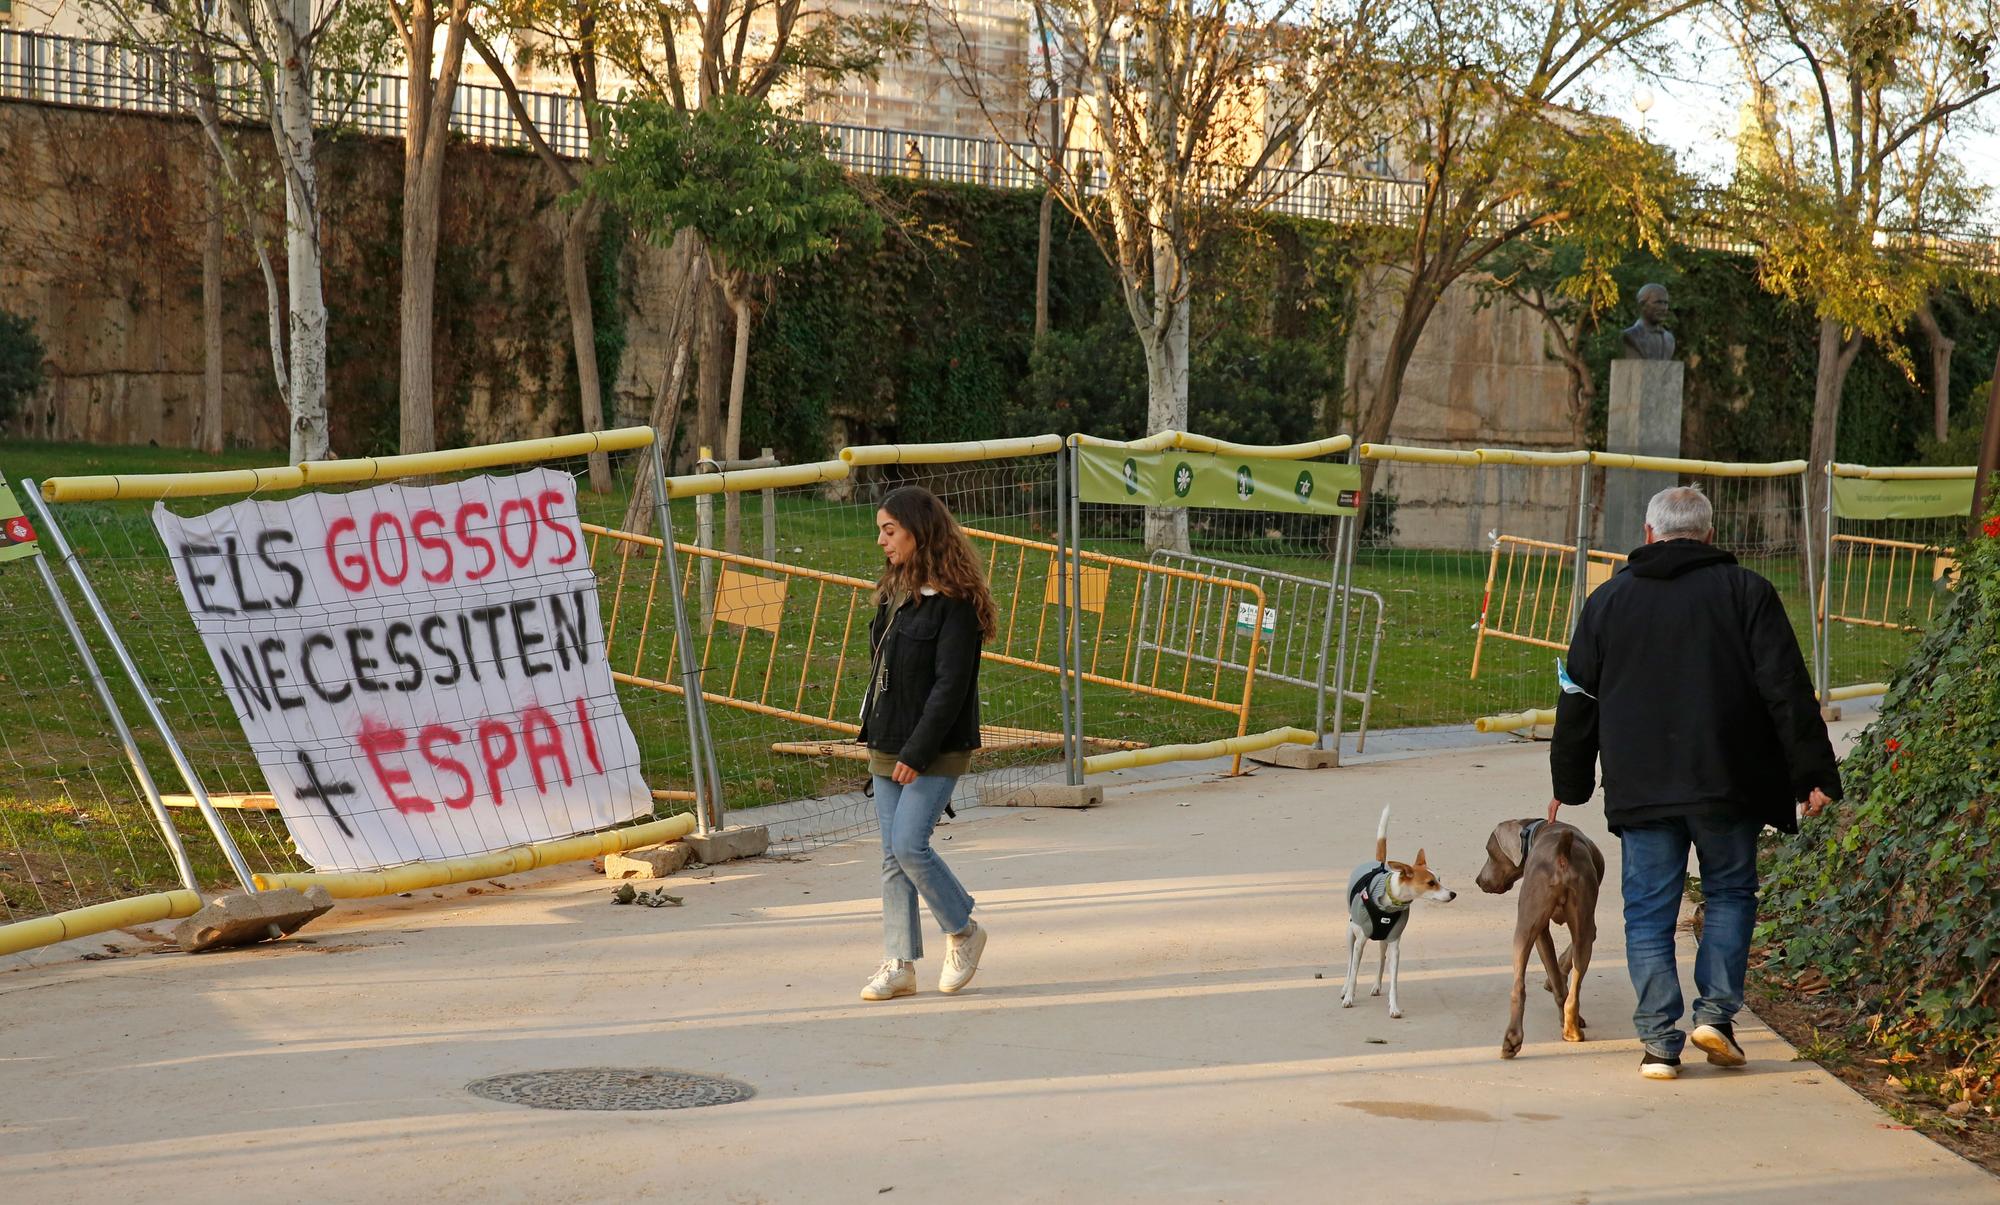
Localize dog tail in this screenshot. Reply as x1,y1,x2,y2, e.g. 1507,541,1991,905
1553,829,1574,869
1375,805,1390,863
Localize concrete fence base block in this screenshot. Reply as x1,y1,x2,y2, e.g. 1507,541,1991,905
1820,704,1843,722
604,843,692,879
684,826,771,865
1250,745,1340,770
987,784,1103,809
173,886,334,953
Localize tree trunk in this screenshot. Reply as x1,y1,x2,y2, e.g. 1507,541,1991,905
621,229,708,533
200,131,225,455
1970,347,2000,537
1354,283,1441,509
397,0,470,458
1913,301,1953,443
1140,293,1191,552
1806,316,1863,559
562,196,612,491
722,281,753,556
273,6,328,462
1034,190,1055,339
695,275,728,463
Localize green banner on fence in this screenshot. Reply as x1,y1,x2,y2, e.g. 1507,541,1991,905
0,475,40,565
1831,475,1974,521
1077,446,1361,515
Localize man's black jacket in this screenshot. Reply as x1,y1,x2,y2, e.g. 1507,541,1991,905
858,591,983,773
1550,539,1841,833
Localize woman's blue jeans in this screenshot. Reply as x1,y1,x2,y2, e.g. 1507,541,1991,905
1619,813,1761,1058
874,773,974,961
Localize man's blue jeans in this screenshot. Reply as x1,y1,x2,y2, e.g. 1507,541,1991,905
1619,813,1761,1059
874,774,974,961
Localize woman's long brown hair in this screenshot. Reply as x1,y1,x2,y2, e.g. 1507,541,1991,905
875,485,998,640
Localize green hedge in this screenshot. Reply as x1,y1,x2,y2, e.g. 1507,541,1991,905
1760,508,2000,1077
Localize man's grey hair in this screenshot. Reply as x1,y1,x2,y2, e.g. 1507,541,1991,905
1647,485,1713,540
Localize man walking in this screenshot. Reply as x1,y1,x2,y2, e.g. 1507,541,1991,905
1549,486,1841,1080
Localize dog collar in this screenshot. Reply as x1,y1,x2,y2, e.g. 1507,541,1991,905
1518,819,1547,865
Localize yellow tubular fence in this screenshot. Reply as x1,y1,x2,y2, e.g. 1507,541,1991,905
1822,534,1955,633
1474,707,1557,734
254,814,698,899
1358,444,1809,478
1470,536,1626,677
1830,463,1976,481
584,519,1257,761
1083,727,1316,775
0,890,206,958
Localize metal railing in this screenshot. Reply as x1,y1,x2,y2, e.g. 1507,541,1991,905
1,28,1431,227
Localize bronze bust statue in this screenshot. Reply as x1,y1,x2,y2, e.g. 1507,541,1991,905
1619,283,1675,361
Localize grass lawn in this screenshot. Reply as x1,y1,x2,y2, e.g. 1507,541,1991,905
0,442,1921,922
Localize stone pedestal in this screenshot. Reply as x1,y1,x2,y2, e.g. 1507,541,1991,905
1603,360,1686,552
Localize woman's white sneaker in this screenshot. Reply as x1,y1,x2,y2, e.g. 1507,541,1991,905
861,960,916,1001
939,922,987,994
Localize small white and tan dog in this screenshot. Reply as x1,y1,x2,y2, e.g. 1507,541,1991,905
1341,806,1457,1018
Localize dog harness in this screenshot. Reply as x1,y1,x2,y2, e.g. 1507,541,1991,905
1347,862,1412,942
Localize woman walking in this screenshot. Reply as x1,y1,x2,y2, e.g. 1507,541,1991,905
857,485,996,1001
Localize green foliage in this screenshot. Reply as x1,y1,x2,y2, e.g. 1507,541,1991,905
738,180,1356,461
591,95,882,279
0,306,45,424
1760,506,2000,1079
1576,249,2000,464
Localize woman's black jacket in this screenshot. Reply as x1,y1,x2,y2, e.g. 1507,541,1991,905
857,591,983,772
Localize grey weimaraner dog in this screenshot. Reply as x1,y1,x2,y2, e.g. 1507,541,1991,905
1477,818,1604,1059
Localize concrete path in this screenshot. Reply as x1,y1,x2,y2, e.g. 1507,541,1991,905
1,735,1988,1203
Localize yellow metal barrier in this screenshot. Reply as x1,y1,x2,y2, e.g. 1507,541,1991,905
1083,726,1316,775
1073,431,1353,459
587,520,1267,770
1830,463,1976,481
0,890,206,958
1474,707,1556,734
41,428,658,501
841,436,1064,465
1822,533,1954,633
1357,442,1484,466
253,813,698,898
1470,535,1625,677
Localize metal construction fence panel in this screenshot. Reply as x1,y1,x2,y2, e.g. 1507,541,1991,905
13,430,706,922
1816,464,1977,702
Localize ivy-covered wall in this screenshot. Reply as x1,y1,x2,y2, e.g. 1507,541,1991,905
3,101,1991,467
741,179,1358,461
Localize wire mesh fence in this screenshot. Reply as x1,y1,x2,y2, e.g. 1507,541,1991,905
0,477,205,926
589,443,1077,849
1817,466,1976,699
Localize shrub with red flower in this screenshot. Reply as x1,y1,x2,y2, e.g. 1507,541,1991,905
1985,514,2000,539
1885,737,1900,752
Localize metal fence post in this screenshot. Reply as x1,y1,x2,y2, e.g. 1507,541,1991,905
1314,510,1346,760
695,445,716,630
648,443,724,834
1068,441,1087,785
22,482,258,893
1052,442,1079,786
760,446,778,565
1327,449,1360,756
1801,469,1823,703
1567,461,1592,637
1817,464,1836,708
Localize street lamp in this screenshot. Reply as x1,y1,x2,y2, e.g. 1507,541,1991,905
1634,87,1655,136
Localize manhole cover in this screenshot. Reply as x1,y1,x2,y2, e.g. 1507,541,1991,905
466,1067,755,1111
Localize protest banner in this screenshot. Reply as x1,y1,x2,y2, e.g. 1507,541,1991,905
153,469,652,871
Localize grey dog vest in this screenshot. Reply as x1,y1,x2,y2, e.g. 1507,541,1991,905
1347,862,1411,942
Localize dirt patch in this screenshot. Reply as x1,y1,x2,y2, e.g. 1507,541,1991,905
1338,1101,1496,1123
1750,981,2000,1179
